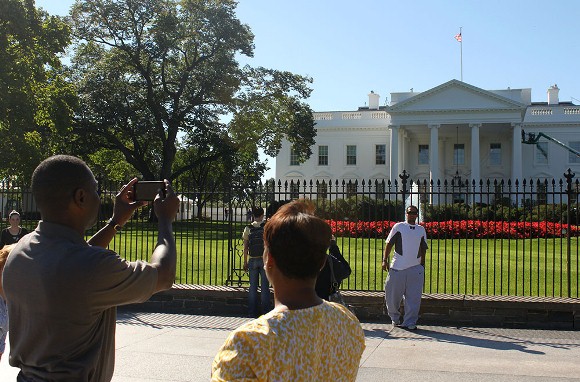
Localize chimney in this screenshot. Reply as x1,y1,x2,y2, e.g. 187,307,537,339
368,91,380,110
547,84,559,105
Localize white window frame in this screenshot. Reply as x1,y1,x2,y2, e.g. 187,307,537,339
489,143,502,166
318,145,329,166
346,145,357,166
418,144,429,165
535,142,548,165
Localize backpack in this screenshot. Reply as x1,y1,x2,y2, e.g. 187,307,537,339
248,222,265,257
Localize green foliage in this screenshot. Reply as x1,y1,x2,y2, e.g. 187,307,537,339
0,0,76,181
69,0,315,182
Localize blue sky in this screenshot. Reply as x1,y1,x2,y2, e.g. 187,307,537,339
35,0,580,178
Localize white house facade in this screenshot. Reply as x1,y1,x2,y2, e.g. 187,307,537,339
276,80,580,194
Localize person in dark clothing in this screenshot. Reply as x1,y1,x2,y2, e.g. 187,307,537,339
315,236,351,300
0,211,29,248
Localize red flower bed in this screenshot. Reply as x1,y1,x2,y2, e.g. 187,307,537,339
326,219,580,239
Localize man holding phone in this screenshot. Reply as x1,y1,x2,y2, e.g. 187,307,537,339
3,155,180,382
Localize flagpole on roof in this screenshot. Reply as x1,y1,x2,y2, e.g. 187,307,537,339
460,27,463,81
455,27,463,81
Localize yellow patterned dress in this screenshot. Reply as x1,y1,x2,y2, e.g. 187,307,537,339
211,300,365,381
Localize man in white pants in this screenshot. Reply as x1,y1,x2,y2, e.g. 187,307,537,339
382,205,428,330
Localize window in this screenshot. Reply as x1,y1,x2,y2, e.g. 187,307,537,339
318,145,328,166
346,182,357,198
375,144,386,165
317,182,328,199
290,182,300,199
375,181,385,200
346,145,357,165
453,144,465,165
418,144,429,165
290,147,299,166
418,183,429,203
489,143,502,166
569,141,580,163
537,182,547,205
535,142,548,164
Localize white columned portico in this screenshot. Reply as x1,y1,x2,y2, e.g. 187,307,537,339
470,123,481,183
511,123,523,183
428,124,440,184
389,124,399,182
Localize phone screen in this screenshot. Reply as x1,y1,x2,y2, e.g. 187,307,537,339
133,181,166,201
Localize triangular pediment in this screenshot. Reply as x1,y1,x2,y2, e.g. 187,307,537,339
387,80,526,113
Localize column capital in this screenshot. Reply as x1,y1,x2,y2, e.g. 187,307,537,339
428,123,440,129
388,124,400,130
469,123,482,129
511,122,522,129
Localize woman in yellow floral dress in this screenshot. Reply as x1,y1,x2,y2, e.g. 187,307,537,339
212,200,365,381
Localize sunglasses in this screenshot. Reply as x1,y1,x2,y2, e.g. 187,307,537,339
406,211,418,215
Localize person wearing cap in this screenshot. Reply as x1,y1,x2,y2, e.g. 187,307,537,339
382,205,428,330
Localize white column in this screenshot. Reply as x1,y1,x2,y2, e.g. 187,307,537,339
511,123,523,183
470,123,481,184
470,123,481,204
389,124,399,183
429,124,440,185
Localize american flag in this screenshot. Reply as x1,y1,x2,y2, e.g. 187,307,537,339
454,33,462,42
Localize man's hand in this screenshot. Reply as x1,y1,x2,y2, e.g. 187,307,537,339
381,259,390,271
111,178,147,226
153,180,179,223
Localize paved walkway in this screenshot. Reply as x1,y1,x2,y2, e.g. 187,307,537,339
2,312,580,381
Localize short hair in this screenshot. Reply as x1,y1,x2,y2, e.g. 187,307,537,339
263,199,331,280
252,206,264,218
0,243,16,272
406,205,419,213
31,155,95,213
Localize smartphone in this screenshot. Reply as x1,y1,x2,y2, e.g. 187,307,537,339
133,181,166,201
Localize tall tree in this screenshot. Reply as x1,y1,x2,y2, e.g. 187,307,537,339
0,0,76,181
70,0,316,181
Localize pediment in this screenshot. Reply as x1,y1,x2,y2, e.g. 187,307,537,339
387,80,526,113
283,171,304,179
313,170,333,179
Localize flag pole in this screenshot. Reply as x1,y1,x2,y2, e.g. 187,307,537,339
459,27,463,82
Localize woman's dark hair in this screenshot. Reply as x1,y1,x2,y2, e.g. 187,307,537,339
264,199,331,280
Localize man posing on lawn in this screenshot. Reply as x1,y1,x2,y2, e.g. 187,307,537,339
3,155,179,382
382,205,428,330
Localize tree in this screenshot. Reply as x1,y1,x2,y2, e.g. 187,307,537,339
69,0,316,181
0,0,76,181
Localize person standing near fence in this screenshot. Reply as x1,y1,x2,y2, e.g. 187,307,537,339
0,211,29,248
382,205,428,330
3,155,180,382
243,206,271,318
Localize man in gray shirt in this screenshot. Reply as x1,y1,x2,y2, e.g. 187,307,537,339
3,155,180,382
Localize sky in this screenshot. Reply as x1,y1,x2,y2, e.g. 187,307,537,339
35,0,580,178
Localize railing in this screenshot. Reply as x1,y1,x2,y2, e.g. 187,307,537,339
1,172,578,298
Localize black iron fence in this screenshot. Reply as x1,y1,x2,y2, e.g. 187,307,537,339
2,170,579,298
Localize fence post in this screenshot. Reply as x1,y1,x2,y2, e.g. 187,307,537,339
564,168,575,298
399,170,409,205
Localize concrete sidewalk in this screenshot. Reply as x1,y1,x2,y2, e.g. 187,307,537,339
2,312,580,381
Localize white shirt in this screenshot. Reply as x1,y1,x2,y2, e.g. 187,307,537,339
386,221,428,270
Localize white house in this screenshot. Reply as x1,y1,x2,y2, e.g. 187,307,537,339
276,80,580,201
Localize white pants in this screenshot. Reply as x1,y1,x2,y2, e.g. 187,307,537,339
384,264,424,326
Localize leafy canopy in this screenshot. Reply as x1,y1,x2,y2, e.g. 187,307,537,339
69,0,316,182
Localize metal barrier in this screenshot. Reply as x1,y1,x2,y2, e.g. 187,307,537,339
1,171,578,298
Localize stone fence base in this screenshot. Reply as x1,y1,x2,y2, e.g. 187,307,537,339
122,284,580,330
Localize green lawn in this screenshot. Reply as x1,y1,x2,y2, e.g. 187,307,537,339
95,221,579,298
